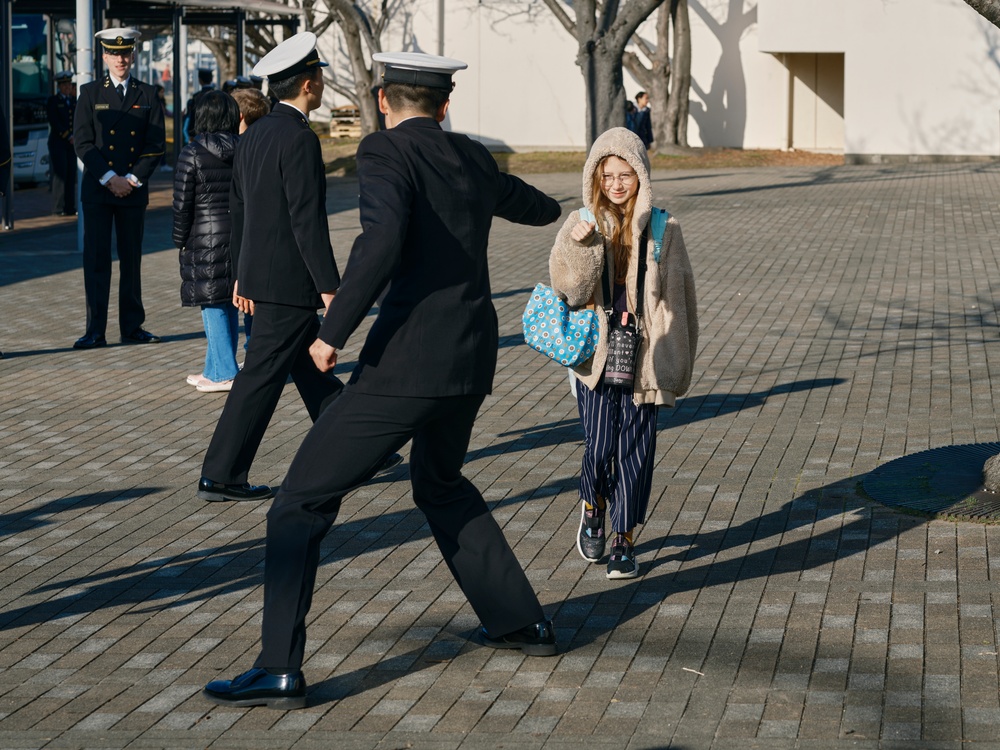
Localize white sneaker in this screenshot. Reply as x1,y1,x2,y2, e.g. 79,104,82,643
196,378,234,393
187,373,206,386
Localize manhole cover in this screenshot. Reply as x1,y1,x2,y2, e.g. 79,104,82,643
863,443,1000,521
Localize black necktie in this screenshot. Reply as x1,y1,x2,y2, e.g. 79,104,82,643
116,83,124,100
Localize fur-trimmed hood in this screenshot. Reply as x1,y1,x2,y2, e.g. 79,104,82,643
581,127,653,238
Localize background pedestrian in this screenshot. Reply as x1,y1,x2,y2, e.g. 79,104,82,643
172,90,242,393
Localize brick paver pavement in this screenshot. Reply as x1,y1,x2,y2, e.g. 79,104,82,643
3,164,1000,749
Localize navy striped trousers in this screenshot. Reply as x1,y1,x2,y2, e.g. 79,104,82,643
575,377,658,533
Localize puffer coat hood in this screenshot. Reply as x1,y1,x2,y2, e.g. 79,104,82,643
172,131,239,307
548,126,698,406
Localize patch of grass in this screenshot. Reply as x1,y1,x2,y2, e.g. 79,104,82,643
318,135,843,177
321,137,362,177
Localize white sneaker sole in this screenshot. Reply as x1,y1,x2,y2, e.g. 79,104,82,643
196,380,234,393
606,563,639,580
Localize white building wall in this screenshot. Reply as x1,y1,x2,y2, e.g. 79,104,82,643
370,1,586,149
761,0,1000,158
317,0,1000,158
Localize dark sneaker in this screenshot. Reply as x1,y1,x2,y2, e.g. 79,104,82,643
606,535,638,579
577,500,606,562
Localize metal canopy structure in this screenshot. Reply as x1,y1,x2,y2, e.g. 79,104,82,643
1,0,302,229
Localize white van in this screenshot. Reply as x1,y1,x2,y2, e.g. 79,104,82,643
12,127,50,186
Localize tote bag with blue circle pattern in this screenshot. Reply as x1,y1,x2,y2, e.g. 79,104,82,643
522,283,600,367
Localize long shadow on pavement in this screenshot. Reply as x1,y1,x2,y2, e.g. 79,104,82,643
468,378,847,461
553,475,924,652
0,487,163,538
1,378,849,629
0,471,925,725
2,472,918,644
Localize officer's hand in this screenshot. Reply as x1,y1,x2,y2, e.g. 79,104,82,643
309,339,337,372
232,280,254,315
570,220,597,243
107,175,132,198
320,292,335,312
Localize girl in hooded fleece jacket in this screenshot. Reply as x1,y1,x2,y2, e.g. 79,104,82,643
548,127,698,579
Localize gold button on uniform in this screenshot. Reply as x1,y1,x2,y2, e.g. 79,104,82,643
110,129,115,135
130,131,136,136
130,147,135,152
109,145,115,151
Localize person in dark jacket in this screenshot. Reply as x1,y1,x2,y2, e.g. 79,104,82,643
172,91,241,392
634,91,653,149
202,50,562,710
47,70,77,216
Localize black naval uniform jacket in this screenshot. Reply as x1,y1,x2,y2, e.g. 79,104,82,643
74,74,165,206
230,102,340,308
317,116,561,397
46,92,75,148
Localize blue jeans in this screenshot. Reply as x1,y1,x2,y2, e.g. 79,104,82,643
201,303,239,382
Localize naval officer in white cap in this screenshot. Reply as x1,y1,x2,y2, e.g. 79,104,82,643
73,27,164,349
196,32,402,506
196,32,343,504
203,51,562,710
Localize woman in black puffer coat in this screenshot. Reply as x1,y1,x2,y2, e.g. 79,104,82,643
172,91,242,392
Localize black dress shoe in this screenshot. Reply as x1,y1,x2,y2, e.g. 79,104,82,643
203,668,306,709
198,477,274,502
73,333,107,350
480,619,557,656
120,329,161,344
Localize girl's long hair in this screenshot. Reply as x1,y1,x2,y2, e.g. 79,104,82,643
589,155,639,283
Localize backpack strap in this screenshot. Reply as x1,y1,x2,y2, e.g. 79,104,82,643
650,207,670,263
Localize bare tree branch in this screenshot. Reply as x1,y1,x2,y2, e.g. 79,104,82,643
541,0,576,36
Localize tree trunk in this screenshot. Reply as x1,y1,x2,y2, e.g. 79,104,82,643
664,0,690,148
544,0,662,148
333,9,379,135
580,38,629,146
964,0,1000,27
329,0,384,136
647,4,672,151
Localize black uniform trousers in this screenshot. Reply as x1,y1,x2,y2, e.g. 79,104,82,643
201,301,343,485
254,389,546,670
81,201,147,338
49,139,76,214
